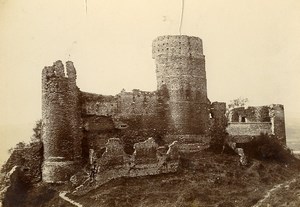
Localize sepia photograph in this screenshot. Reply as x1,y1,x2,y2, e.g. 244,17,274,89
0,0,300,206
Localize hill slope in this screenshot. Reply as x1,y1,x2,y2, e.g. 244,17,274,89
12,151,300,207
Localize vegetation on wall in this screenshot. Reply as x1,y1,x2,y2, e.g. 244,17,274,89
31,119,42,142
226,97,249,117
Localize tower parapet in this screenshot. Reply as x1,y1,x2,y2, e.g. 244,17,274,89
152,35,210,135
152,35,203,59
42,60,82,183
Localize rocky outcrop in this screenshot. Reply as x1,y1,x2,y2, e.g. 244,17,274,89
227,141,247,166
0,166,31,207
1,142,43,184
0,166,18,206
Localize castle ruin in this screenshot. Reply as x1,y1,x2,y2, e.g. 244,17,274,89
41,35,286,183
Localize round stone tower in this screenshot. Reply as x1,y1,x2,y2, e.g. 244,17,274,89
41,60,82,183
152,35,210,135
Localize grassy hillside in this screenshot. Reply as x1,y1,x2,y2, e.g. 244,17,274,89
13,150,300,207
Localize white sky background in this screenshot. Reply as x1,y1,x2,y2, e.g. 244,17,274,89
0,0,300,163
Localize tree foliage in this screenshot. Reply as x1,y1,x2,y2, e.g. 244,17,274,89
31,119,42,143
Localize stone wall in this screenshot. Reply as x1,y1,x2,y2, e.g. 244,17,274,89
227,122,272,136
152,35,210,135
81,89,158,117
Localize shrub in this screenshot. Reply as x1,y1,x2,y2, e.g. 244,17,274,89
242,133,294,163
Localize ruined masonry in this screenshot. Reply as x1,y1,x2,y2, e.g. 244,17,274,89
41,35,286,183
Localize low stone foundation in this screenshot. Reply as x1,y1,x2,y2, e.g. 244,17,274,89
42,160,80,183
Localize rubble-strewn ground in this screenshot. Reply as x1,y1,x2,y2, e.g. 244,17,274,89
7,151,299,207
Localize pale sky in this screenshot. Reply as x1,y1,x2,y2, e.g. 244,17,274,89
1,0,300,163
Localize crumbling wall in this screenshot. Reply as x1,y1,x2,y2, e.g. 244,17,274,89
246,106,270,122
165,134,210,153
81,92,117,116
210,102,227,130
82,132,113,160
228,106,270,123
115,89,167,139
152,35,210,136
74,138,180,195
117,89,158,116
81,89,164,132
133,138,158,164
81,89,168,152
41,60,82,183
81,115,118,159
100,138,127,166
228,107,245,122
227,105,286,144
81,89,158,117
80,92,119,156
